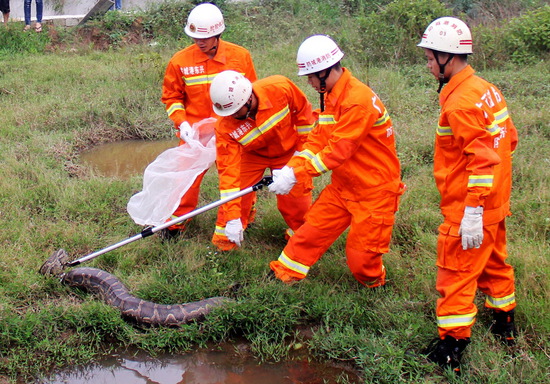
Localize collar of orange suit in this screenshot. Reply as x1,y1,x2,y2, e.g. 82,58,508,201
193,38,227,63
251,81,274,112
439,65,475,105
323,68,352,107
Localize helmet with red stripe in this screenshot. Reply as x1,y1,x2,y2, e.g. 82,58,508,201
417,17,472,55
210,70,252,117
184,3,225,39
296,35,345,76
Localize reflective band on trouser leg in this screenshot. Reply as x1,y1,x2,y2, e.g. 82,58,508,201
485,292,516,310
437,312,477,330
477,220,516,312
211,226,238,251
278,251,310,276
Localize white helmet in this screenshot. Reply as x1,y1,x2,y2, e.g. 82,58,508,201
417,17,473,54
210,70,252,117
296,35,344,76
184,3,225,39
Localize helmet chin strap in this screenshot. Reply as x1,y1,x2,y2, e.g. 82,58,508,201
433,51,454,93
316,66,333,112
235,95,254,121
207,36,220,57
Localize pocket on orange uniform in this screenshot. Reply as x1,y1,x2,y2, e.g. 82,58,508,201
436,222,473,272
362,214,395,254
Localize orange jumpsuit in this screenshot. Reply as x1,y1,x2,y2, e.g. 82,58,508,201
270,69,404,286
161,39,257,228
433,65,518,339
213,75,316,251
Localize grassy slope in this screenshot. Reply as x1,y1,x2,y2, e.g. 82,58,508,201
0,5,549,384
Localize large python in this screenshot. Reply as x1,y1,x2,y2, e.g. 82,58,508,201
40,249,232,326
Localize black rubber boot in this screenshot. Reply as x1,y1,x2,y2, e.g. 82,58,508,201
424,336,470,375
158,228,181,242
491,309,516,346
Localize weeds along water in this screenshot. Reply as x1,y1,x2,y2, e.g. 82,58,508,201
0,0,549,383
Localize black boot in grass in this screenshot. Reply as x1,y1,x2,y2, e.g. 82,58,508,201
157,228,182,242
424,336,470,375
491,309,517,346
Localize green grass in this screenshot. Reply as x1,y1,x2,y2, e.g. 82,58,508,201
0,1,549,383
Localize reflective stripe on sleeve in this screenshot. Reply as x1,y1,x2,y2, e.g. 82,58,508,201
468,175,494,187
297,123,315,135
278,251,310,275
298,149,316,161
486,121,501,136
167,102,185,117
437,125,453,136
373,110,390,127
494,107,509,125
318,114,336,125
311,153,329,174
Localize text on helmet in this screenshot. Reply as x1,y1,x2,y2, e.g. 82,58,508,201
298,48,340,70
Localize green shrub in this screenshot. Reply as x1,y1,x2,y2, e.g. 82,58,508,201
141,0,194,43
472,5,550,67
504,5,550,64
356,0,450,65
446,0,547,19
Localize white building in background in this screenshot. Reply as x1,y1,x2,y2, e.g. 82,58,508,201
9,0,168,25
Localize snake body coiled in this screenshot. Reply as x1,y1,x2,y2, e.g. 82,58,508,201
62,267,231,326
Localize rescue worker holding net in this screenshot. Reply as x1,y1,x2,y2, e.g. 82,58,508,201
160,3,257,239
417,17,519,374
209,71,316,251
268,35,405,287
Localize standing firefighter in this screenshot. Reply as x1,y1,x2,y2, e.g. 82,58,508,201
268,35,404,286
160,3,257,238
418,17,519,373
209,70,316,251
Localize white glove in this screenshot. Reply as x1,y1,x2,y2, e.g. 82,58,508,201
268,166,296,195
178,121,194,141
459,206,484,250
225,218,243,246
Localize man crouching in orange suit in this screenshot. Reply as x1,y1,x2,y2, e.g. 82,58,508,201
209,70,317,251
268,35,405,288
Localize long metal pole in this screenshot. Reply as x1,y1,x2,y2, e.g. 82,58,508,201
66,177,272,267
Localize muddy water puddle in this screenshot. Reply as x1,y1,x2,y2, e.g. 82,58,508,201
80,139,179,179
41,344,361,384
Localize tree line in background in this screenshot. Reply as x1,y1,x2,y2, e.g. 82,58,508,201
0,0,548,67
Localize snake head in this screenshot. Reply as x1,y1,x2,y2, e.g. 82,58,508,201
39,249,69,277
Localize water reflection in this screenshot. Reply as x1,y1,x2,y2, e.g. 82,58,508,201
42,346,360,384
80,139,179,179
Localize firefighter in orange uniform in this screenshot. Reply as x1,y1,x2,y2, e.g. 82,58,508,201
209,70,316,251
160,3,257,238
268,35,404,287
418,17,519,373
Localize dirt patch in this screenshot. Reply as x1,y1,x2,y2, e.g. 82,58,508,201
46,17,152,52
